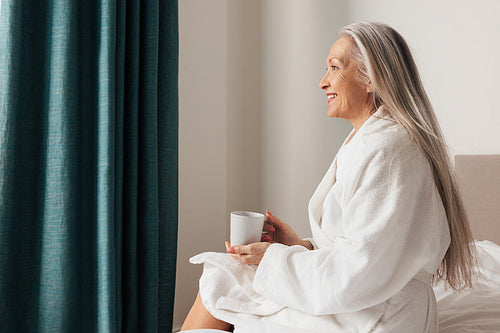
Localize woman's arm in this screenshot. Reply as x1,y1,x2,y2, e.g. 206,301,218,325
263,211,312,248
252,147,450,315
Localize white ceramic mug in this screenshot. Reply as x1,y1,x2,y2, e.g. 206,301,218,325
230,211,265,246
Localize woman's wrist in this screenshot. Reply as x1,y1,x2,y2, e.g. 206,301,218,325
299,239,313,250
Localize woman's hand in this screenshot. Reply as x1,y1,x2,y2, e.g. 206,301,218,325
225,211,312,265
225,241,271,265
261,211,313,249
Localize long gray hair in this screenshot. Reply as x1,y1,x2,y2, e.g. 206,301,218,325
340,22,475,289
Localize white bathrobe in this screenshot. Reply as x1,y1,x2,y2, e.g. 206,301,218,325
190,108,451,333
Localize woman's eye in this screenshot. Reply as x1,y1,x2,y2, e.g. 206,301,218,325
331,65,339,70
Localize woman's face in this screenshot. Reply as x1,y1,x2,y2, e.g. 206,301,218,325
319,37,374,129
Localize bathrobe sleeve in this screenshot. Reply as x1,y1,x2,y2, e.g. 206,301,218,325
253,138,449,315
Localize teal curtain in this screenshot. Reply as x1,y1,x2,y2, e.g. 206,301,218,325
0,0,178,332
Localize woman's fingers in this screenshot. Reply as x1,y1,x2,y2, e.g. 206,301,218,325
233,244,258,255
261,233,272,242
226,244,249,255
227,242,271,265
263,221,275,232
231,254,261,265
265,211,283,228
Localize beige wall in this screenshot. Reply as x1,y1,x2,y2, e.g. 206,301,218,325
226,1,262,221
175,0,228,329
260,0,351,238
174,0,261,330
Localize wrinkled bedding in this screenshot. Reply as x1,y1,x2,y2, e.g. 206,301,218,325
434,240,500,333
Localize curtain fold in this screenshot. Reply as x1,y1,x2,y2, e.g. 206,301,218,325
0,0,179,331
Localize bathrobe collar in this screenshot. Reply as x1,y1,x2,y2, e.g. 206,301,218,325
307,107,390,248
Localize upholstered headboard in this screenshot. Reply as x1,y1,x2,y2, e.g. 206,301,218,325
454,155,500,244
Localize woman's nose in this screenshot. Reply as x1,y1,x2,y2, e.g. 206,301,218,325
319,72,329,90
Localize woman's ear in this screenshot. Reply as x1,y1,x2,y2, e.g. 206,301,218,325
366,81,373,93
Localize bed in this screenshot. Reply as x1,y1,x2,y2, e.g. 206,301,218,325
433,154,500,332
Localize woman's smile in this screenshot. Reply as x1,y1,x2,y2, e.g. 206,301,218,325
327,93,338,103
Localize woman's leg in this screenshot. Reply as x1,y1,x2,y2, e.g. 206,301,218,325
181,291,232,331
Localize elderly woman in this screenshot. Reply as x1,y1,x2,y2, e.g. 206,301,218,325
181,22,475,333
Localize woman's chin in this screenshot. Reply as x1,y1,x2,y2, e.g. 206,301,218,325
327,109,340,118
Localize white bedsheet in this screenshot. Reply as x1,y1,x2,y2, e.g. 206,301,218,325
434,240,500,333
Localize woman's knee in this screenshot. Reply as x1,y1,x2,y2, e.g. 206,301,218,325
181,291,232,331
